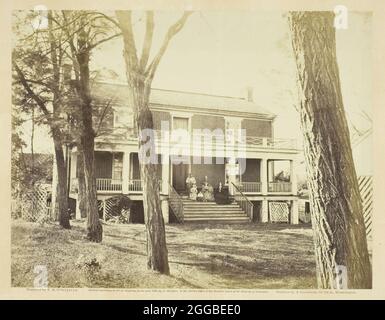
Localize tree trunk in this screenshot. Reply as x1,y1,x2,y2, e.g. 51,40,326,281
76,146,87,218
52,128,70,229
77,46,103,242
81,132,102,242
130,79,169,274
288,12,371,289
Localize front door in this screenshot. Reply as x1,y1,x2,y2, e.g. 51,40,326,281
172,163,189,193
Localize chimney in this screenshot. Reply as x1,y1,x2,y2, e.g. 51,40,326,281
245,86,253,102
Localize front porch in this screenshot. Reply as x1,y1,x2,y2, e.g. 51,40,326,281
170,157,297,196
69,151,165,195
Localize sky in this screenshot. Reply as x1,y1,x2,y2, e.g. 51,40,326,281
21,10,373,175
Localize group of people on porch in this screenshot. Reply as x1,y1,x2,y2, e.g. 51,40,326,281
186,173,224,202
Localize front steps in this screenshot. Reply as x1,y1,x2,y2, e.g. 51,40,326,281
182,199,250,223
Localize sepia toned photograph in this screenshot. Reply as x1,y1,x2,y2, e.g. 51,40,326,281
9,5,375,293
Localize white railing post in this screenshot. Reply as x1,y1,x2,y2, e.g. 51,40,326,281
262,137,268,147
122,151,130,194
260,158,268,195
162,156,169,195
290,159,297,195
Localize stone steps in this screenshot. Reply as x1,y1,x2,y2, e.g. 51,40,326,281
182,199,249,223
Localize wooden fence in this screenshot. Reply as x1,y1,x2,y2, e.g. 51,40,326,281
15,184,52,222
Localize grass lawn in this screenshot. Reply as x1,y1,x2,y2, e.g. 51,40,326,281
11,219,317,289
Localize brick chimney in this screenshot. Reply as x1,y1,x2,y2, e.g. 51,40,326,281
245,86,253,102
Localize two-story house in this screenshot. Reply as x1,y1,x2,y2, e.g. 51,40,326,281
68,82,300,224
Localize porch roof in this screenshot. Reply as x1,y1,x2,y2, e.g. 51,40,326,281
92,81,276,120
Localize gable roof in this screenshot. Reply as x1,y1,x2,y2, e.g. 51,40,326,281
92,82,276,120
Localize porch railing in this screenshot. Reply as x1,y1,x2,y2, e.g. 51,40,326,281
127,179,162,192
152,130,297,150
169,184,184,223
237,182,262,193
96,178,122,192
231,182,254,221
268,182,292,193
128,179,142,192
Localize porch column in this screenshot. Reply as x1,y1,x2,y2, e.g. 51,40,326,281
260,158,268,195
70,151,77,181
75,197,81,219
261,199,269,223
290,199,299,224
122,151,130,194
161,199,169,223
161,155,169,195
290,159,298,195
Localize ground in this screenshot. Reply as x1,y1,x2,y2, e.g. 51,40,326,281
11,220,317,289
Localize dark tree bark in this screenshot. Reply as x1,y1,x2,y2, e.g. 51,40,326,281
129,78,169,274
76,149,87,218
53,128,70,228
288,12,371,289
76,38,103,242
116,11,191,274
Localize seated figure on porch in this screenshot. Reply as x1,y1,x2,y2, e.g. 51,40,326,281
202,176,215,202
196,191,204,202
189,183,198,201
186,173,196,194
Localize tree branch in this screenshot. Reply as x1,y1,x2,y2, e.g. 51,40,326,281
146,11,192,79
139,11,154,71
94,99,113,137
115,11,139,69
88,32,122,50
14,63,50,116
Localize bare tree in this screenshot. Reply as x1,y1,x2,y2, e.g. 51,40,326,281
288,12,372,288
114,11,191,274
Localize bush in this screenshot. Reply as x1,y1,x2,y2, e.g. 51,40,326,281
75,254,104,284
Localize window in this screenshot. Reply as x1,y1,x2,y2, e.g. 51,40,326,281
114,109,134,128
112,153,123,180
173,117,189,131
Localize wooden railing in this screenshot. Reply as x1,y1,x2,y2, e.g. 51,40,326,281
231,182,254,221
237,182,262,193
266,138,297,149
127,179,162,192
96,178,122,192
128,179,142,192
169,184,184,223
152,130,297,150
268,182,292,193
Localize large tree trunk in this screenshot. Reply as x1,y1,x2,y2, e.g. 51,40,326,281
52,128,70,229
76,146,87,218
130,79,169,274
116,10,191,275
81,131,102,242
77,45,103,242
288,12,371,289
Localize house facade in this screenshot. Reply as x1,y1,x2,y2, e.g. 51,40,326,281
68,82,300,224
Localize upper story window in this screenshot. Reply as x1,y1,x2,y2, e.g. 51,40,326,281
114,109,134,128
172,116,189,131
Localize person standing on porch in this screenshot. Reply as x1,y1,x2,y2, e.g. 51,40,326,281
186,173,196,194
